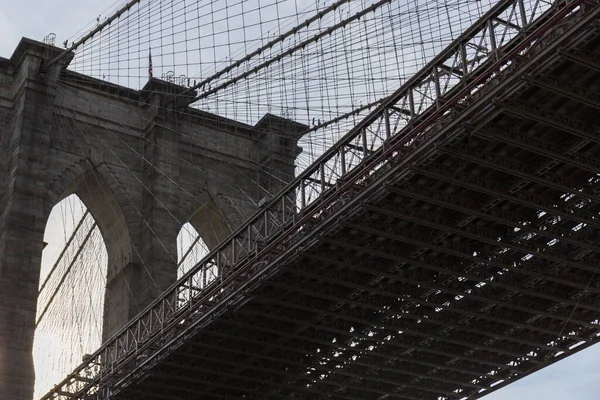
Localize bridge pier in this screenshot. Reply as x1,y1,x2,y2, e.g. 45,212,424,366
0,38,305,399
0,40,67,400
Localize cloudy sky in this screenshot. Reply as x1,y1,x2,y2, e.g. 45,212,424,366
3,0,600,399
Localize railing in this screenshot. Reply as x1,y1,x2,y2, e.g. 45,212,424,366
42,0,598,397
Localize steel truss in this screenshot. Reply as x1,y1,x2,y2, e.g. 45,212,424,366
43,0,600,398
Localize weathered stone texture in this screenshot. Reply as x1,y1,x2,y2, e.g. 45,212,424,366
0,38,305,400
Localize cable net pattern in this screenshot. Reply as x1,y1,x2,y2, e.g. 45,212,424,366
34,196,107,398
34,0,592,398
63,0,501,174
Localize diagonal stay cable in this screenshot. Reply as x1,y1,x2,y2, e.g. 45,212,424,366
189,0,393,103
45,77,150,310
45,0,144,69
38,209,91,295
36,217,98,327
176,0,352,99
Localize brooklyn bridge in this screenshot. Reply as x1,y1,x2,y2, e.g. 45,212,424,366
1,0,600,399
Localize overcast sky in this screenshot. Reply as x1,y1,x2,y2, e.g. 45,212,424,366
3,0,600,399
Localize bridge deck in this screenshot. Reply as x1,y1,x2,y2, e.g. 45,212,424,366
113,5,600,400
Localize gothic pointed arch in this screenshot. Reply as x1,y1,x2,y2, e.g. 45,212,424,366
47,157,135,279
179,189,248,253
47,157,139,341
33,194,108,397
176,222,208,278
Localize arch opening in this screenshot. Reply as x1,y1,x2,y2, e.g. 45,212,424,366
33,164,135,397
33,194,108,398
176,196,243,290
177,222,212,282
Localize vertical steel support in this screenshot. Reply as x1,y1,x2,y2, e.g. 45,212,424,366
320,162,326,195
460,42,469,79
280,197,285,225
158,299,163,332
300,179,306,210
231,239,237,269
384,108,391,141
408,88,416,120
245,225,251,253
488,19,498,61
207,253,213,288
433,67,442,107
188,276,193,308
518,0,528,30
264,210,269,239
135,319,140,350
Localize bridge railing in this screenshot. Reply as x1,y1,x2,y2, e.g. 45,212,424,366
42,0,595,397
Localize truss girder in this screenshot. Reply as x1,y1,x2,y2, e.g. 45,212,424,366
559,48,600,72
413,164,600,232
179,333,487,383
441,145,600,205
259,275,570,353
354,203,600,281
323,236,598,330
474,124,600,175
203,318,517,373
387,184,600,268
266,274,589,344
501,100,599,142
525,75,600,109
42,1,600,399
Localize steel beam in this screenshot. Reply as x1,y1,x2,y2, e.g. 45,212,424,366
502,100,598,142
323,237,599,330
193,322,495,378
341,215,600,303
355,204,600,283
525,75,600,109
281,256,594,347
211,316,520,372
413,164,600,232
559,48,600,72
181,334,485,384
169,348,477,398
474,124,600,175
441,144,600,205
257,285,562,353
387,184,600,265
292,253,592,342
239,307,536,363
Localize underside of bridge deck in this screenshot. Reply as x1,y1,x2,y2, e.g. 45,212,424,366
111,9,600,400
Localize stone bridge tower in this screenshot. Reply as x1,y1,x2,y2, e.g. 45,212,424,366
0,39,306,400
